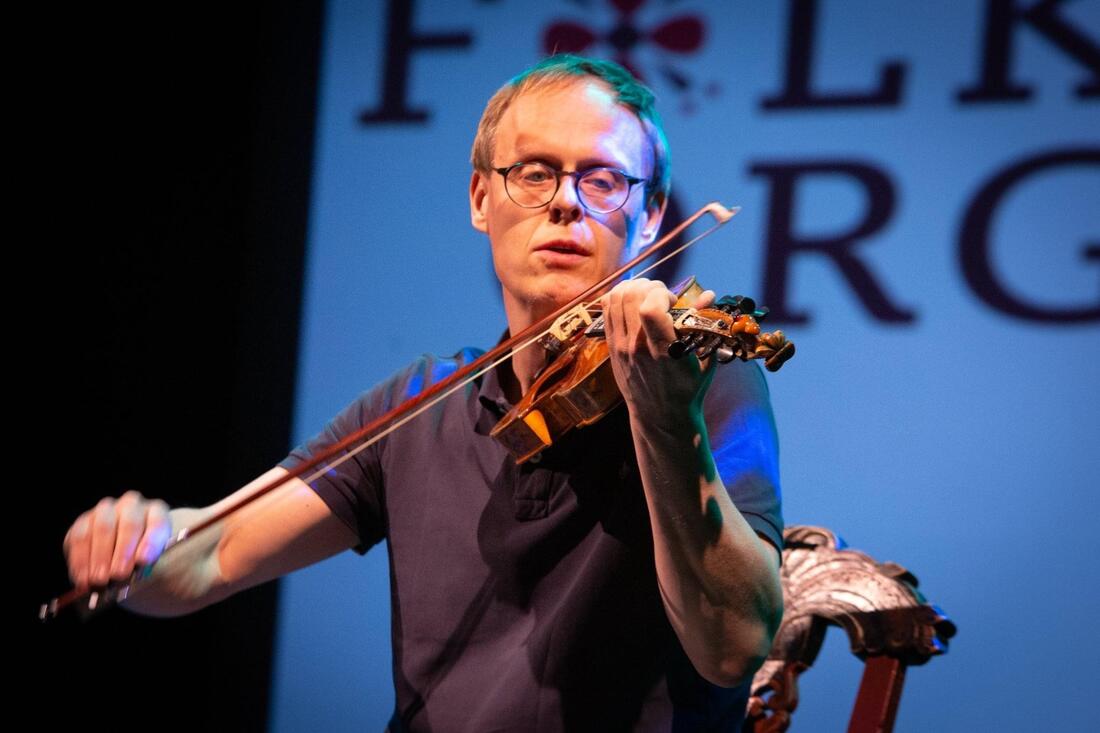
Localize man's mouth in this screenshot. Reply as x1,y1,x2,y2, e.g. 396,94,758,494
535,240,590,256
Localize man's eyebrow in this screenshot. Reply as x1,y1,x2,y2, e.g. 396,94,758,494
577,155,627,171
512,147,629,171
510,148,558,166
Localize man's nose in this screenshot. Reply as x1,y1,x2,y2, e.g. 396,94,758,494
549,174,583,224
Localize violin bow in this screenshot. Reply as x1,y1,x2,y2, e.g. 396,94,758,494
40,202,740,621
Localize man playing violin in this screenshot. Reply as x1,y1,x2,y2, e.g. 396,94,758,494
61,55,783,731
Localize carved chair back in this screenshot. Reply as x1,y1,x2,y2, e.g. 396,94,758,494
744,525,956,733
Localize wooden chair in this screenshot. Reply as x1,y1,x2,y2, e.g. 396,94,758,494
744,525,956,732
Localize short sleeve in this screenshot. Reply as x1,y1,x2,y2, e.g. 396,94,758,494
702,359,784,560
278,357,435,555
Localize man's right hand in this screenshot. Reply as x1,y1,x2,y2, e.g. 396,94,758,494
63,490,173,592
57,467,359,617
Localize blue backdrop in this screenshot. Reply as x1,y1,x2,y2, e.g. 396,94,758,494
271,1,1099,730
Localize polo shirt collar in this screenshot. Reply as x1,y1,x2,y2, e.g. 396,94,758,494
473,328,515,432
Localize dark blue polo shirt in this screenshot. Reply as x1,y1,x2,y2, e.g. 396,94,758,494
281,346,783,732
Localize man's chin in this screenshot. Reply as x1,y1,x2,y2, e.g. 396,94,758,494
503,272,609,322
535,281,589,309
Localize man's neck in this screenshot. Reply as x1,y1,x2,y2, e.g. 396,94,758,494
501,295,556,403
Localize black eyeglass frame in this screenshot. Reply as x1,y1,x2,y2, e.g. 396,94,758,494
492,161,649,214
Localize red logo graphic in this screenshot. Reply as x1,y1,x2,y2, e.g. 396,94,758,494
543,0,717,114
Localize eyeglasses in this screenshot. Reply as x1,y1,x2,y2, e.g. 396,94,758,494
492,162,648,214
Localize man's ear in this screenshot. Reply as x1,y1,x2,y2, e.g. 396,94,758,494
470,170,489,234
639,191,667,245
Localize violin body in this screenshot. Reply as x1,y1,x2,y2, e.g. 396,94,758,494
490,335,618,463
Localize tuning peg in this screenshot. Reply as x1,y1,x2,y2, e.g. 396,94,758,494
715,295,758,318
714,295,739,315
667,340,690,359
715,345,736,363
695,336,721,361
668,332,701,359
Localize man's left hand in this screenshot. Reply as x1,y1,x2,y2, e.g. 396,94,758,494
600,279,717,426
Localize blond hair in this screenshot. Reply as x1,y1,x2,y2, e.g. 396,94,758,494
470,55,671,207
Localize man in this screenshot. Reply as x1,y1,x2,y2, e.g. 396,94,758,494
62,55,783,730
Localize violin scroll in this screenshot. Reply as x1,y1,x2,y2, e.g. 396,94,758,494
667,294,796,371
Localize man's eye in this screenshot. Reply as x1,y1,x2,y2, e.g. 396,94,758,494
518,169,554,184
581,172,618,193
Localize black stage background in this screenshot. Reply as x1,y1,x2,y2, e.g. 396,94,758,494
26,3,324,729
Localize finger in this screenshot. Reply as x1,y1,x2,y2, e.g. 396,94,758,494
623,280,670,350
599,293,613,332
638,286,677,358
695,289,716,309
64,512,93,590
138,499,172,566
621,281,651,350
88,498,118,587
604,284,626,349
111,491,146,581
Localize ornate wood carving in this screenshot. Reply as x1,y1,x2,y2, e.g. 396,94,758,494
744,525,956,732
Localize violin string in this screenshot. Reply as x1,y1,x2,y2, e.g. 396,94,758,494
301,218,730,486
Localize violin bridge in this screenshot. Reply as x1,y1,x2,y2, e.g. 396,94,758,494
538,305,594,354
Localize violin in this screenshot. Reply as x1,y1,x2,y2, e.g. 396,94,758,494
40,202,794,621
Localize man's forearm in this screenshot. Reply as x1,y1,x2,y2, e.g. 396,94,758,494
630,411,783,688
